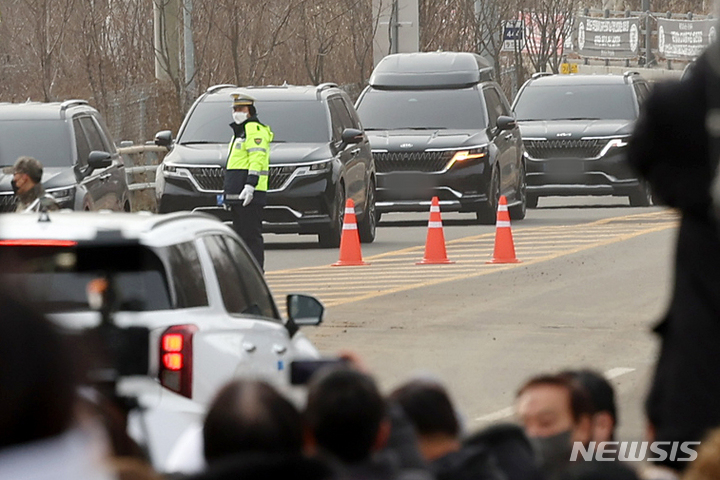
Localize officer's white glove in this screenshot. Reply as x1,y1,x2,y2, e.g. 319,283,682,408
239,184,255,207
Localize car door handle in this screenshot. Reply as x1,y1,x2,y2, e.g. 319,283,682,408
242,342,257,353
273,344,287,355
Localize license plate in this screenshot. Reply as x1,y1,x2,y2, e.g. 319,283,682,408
544,160,584,173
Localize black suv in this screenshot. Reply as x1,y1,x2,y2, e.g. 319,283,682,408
511,72,652,207
0,100,131,212
155,84,376,247
355,52,527,223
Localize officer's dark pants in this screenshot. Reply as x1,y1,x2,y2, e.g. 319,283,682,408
231,203,264,270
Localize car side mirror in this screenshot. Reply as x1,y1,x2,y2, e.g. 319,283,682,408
496,115,517,131
340,128,363,148
87,151,112,171
287,294,324,327
155,130,173,148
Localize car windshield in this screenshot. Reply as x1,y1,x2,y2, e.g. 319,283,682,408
0,245,172,312
356,88,487,130
513,84,637,121
0,120,73,168
179,100,331,144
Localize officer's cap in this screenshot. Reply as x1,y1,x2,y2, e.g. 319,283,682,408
231,93,256,108
13,156,43,183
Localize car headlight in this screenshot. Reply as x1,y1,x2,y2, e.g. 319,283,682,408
295,160,332,176
446,146,488,169
162,162,190,178
46,186,75,204
598,137,630,157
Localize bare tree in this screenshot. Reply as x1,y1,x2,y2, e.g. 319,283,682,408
520,0,576,73
19,0,75,100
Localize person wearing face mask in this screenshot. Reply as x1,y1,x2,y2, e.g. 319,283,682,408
515,373,594,480
223,93,273,270
10,156,58,213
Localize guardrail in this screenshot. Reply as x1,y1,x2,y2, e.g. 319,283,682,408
117,142,168,212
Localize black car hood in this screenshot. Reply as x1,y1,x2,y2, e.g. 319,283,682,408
0,167,76,195
366,129,490,151
517,120,634,140
165,143,332,166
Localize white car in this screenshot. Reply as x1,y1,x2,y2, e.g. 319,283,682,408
0,210,323,469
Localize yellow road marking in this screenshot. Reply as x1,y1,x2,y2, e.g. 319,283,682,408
267,210,679,308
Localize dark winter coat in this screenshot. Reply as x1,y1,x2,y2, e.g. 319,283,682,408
628,43,720,467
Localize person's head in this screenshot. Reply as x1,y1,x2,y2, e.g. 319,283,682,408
0,290,77,449
389,379,461,461
12,156,43,195
562,369,617,442
304,367,389,464
683,427,720,480
231,93,256,124
203,380,303,463
516,373,594,477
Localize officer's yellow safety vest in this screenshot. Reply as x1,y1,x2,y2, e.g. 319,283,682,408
226,121,273,192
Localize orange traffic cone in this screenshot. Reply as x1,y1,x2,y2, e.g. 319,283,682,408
417,197,454,265
332,199,368,266
487,195,521,264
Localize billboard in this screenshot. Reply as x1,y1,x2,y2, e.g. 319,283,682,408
576,16,640,59
657,19,717,59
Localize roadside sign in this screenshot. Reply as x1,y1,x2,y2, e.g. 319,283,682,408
560,63,579,74
502,20,525,52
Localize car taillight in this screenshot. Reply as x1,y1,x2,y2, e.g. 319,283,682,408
0,239,77,247
159,325,197,399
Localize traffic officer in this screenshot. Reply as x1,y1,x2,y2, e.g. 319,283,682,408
224,93,273,270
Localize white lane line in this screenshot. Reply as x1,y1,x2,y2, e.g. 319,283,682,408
474,406,515,423
473,367,637,423
604,367,636,379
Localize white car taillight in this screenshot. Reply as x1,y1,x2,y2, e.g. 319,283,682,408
159,325,197,398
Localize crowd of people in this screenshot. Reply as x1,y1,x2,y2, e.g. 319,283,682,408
3,283,720,480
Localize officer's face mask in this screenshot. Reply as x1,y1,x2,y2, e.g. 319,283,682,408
233,111,248,124
529,429,574,476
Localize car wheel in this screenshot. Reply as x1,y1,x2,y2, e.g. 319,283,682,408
527,194,539,209
358,180,377,244
629,181,653,207
508,164,527,220
318,183,345,248
476,167,500,225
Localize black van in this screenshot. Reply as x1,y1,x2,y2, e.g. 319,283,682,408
355,52,527,223
155,84,376,247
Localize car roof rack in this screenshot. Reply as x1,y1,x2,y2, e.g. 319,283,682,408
623,70,641,83
206,84,237,94
316,82,338,99
60,99,89,111
531,72,553,80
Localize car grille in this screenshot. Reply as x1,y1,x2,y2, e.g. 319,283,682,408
186,166,292,192
523,139,605,159
373,151,454,173
0,194,15,213
269,167,293,191
187,166,224,191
